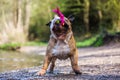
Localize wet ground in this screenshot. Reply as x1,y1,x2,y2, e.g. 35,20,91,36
0,44,120,80
0,50,44,72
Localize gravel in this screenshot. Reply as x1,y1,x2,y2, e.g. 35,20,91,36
0,44,120,80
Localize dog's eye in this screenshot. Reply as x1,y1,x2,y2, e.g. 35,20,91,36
55,20,60,24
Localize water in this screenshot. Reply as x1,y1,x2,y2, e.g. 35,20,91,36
0,50,44,72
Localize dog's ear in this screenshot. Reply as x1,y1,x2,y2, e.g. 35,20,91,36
67,14,75,22
46,21,51,27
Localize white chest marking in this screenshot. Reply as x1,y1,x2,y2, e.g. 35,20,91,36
52,40,70,60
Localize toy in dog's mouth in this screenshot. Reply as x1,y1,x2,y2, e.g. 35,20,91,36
52,19,69,40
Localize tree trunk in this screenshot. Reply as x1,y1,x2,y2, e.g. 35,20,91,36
83,0,90,33
23,0,31,37
98,9,103,31
13,0,18,28
17,0,23,29
0,0,31,44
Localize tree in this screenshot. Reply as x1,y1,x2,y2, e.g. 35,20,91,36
64,0,120,35
83,0,90,34
0,0,31,44
28,0,58,41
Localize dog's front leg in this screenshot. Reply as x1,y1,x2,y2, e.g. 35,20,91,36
37,55,52,76
48,57,57,73
70,50,82,75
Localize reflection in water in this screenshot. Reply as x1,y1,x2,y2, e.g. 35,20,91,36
0,50,44,72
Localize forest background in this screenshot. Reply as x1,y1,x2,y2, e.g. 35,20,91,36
0,0,120,49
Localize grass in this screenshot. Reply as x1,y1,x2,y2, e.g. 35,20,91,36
0,41,47,50
24,41,47,46
0,35,104,50
76,35,104,47
0,42,21,50
76,35,98,47
25,37,103,48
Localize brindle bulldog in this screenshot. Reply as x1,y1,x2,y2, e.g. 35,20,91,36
37,15,82,75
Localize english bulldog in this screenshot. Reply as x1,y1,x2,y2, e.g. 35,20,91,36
37,15,82,76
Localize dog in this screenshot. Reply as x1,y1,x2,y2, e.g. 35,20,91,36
37,15,82,76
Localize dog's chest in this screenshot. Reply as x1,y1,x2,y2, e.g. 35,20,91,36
52,40,70,60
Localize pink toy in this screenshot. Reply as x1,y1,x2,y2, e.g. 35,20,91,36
52,7,65,26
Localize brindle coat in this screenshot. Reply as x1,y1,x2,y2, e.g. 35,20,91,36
37,16,81,75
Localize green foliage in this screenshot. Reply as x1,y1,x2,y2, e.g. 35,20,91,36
29,0,63,41
1,0,120,46
100,0,120,31
0,41,47,50
63,0,85,36
28,0,120,42
76,35,98,47
92,35,103,47
77,34,105,47
0,43,21,50
24,41,47,46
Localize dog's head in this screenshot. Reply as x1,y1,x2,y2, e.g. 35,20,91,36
46,15,74,40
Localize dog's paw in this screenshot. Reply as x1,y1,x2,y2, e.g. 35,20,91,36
74,70,82,75
48,70,54,74
36,69,46,76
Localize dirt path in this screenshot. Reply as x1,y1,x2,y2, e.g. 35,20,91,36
0,44,120,80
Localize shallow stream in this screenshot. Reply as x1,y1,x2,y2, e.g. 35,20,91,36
0,50,44,72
